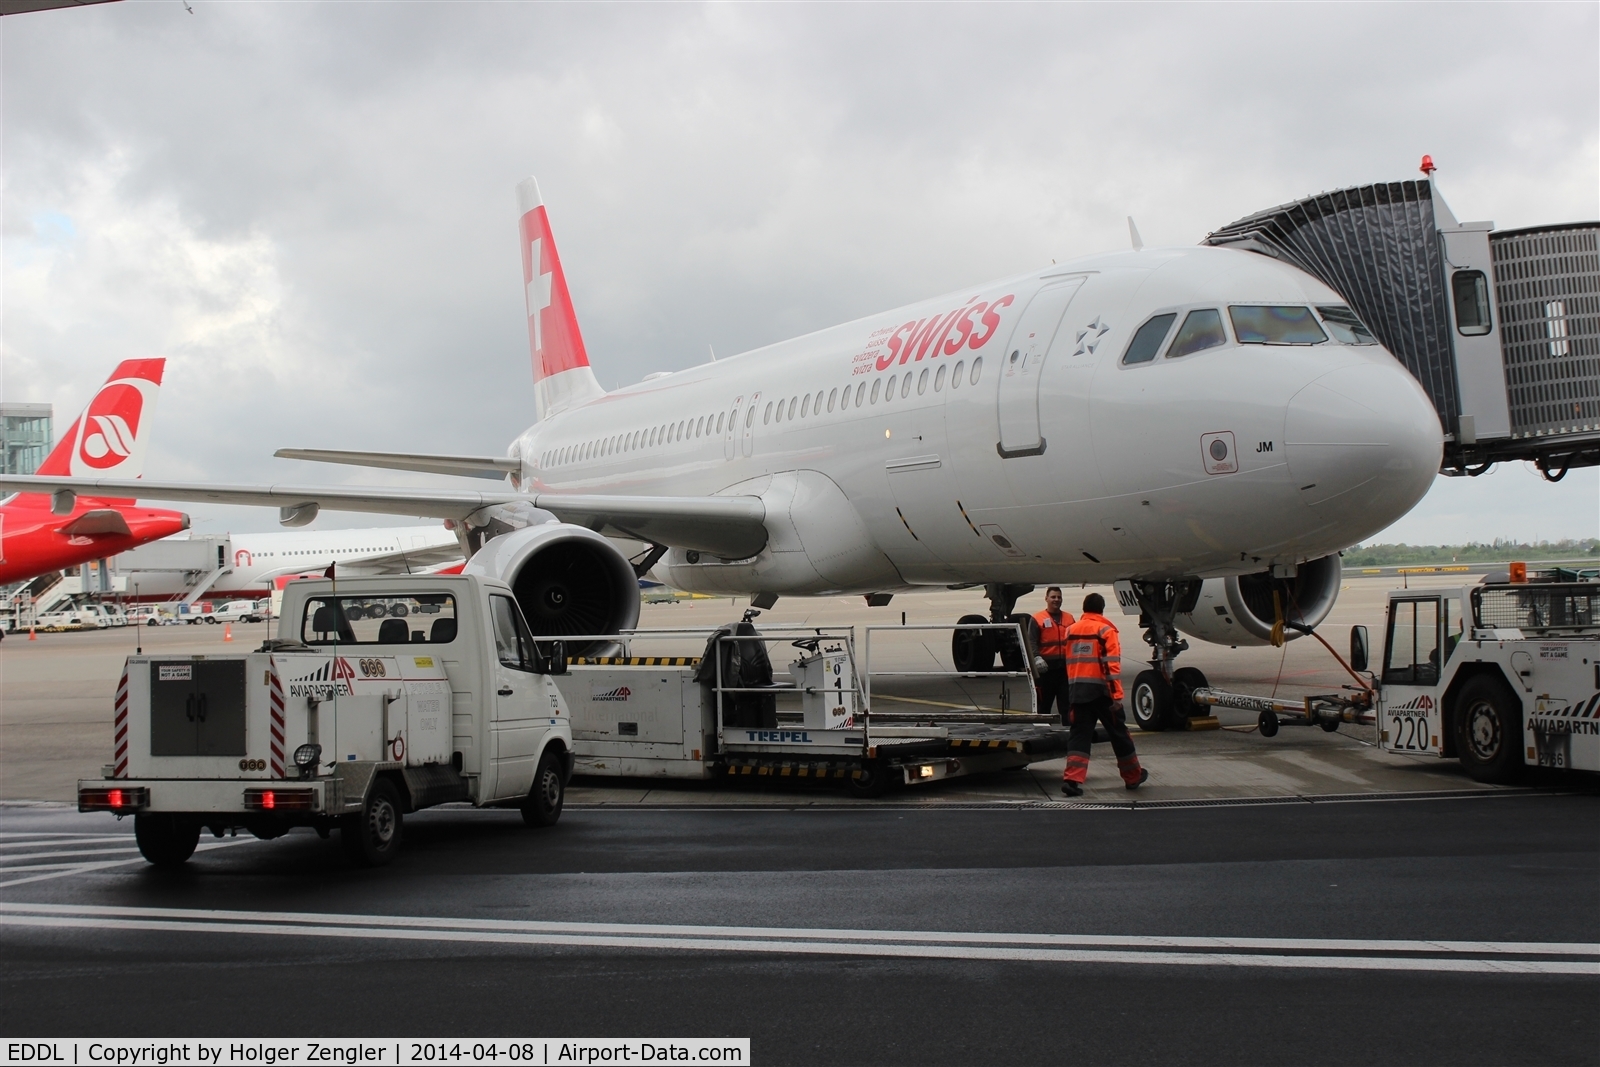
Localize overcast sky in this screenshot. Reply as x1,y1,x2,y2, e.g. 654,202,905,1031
3,1,1596,546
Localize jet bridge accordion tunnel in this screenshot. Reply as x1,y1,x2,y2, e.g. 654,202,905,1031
1206,179,1599,479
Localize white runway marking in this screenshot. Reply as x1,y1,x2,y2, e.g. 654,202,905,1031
0,902,1592,975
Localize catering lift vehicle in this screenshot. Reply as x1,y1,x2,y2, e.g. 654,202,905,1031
81,574,576,868
1191,573,1600,783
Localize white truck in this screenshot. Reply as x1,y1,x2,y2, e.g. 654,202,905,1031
1366,579,1599,782
79,575,575,867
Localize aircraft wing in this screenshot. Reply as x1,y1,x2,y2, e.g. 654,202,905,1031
273,448,518,481
0,475,769,558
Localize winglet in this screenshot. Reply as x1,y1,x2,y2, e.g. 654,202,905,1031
1128,217,1144,251
517,178,605,420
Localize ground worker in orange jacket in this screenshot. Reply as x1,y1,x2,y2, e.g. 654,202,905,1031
1031,586,1075,723
1061,592,1148,796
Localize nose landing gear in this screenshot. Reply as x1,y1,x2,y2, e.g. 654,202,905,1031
1124,578,1215,731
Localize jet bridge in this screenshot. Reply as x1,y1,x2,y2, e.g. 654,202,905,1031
1206,171,1598,478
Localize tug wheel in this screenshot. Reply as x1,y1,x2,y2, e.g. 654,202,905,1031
1258,710,1280,738
1455,675,1523,783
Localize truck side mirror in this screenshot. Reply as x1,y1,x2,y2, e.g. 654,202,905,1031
1350,625,1369,673
542,640,568,675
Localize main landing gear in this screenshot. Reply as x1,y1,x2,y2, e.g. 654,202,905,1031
1123,579,1213,732
951,582,1039,675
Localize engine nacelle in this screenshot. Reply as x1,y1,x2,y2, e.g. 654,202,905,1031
1175,554,1342,647
463,523,640,652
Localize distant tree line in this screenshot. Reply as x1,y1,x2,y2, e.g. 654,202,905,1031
1342,539,1600,567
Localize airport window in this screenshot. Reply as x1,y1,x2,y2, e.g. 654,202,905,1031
827,387,837,412
1228,306,1327,345
1451,272,1492,335
870,379,881,404
952,360,964,388
970,357,982,384
934,364,947,391
302,595,456,646
1167,309,1227,358
801,394,811,418
1122,313,1178,363
764,402,773,425
884,375,896,402
1316,305,1377,345
788,397,797,419
903,373,915,398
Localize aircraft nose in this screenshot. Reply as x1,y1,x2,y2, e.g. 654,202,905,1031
1284,361,1442,520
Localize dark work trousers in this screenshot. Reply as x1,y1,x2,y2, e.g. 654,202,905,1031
1064,695,1143,785
1036,660,1068,722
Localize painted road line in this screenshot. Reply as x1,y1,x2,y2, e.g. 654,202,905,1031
0,904,1591,974
0,841,250,889
0,845,144,863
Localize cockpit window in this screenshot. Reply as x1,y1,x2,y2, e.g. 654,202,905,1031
1228,306,1328,345
1122,313,1177,364
1316,305,1377,345
1166,309,1227,358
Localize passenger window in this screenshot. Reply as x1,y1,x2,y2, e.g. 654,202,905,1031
801,394,811,418
763,402,772,425
840,385,850,410
885,375,896,401
1166,309,1227,358
746,406,756,427
1452,271,1492,335
1228,306,1327,345
902,374,913,398
828,387,837,412
1382,598,1441,687
788,397,797,419
934,364,947,391
1316,305,1377,345
815,390,825,413
1123,313,1177,364
870,379,881,404
970,357,983,384
490,595,536,672
952,360,964,387
855,382,866,406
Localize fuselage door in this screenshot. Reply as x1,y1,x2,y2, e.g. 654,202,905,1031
724,396,743,461
741,391,761,458
996,279,1084,458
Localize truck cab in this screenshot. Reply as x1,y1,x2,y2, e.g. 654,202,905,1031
79,574,574,868
1373,580,1599,781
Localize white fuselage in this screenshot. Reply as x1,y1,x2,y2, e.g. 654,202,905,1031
121,525,459,599
513,245,1442,596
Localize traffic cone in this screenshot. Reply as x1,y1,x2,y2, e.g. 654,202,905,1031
224,623,233,642
28,625,37,641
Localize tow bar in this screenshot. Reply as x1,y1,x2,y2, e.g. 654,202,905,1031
1190,686,1374,737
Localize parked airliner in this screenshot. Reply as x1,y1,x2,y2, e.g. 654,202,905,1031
0,178,1442,725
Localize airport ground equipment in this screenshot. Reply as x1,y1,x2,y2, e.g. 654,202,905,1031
558,619,1070,795
1207,169,1599,477
78,574,575,867
1364,578,1600,781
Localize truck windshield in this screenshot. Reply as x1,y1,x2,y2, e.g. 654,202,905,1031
301,595,457,645
1228,306,1328,345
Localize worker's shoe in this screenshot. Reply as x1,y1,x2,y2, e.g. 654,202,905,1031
1061,781,1083,797
1125,769,1150,791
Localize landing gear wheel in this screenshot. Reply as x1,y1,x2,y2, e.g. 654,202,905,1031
847,761,889,798
997,614,1037,674
342,778,403,866
522,748,566,827
1131,671,1172,732
134,814,199,867
952,615,995,673
1455,675,1523,783
1170,666,1210,719
1258,710,1279,737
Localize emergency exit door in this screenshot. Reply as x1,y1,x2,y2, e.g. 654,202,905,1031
995,279,1084,457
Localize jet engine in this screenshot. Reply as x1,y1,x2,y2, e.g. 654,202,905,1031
1174,554,1342,647
462,523,640,653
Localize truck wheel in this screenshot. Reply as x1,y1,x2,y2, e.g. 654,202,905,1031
847,761,889,798
1455,676,1523,784
135,814,199,867
1131,671,1172,732
952,615,995,673
342,779,403,866
1171,666,1209,718
522,749,566,827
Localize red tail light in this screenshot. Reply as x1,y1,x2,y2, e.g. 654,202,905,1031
79,786,149,812
242,788,315,811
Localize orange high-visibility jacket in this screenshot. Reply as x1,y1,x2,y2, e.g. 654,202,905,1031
1065,613,1124,702
1033,609,1076,661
